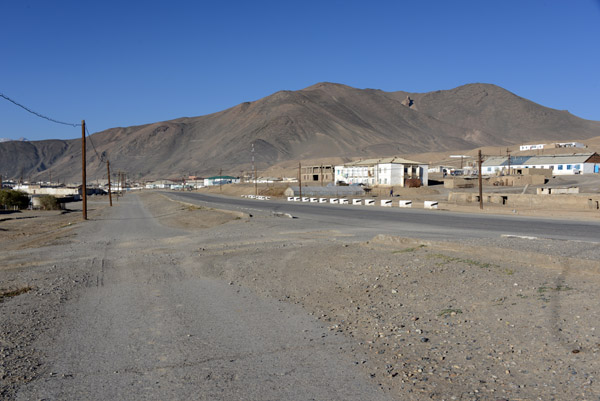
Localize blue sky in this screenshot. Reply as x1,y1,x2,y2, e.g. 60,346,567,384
1,0,599,141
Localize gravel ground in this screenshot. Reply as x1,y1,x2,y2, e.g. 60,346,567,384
1,193,599,400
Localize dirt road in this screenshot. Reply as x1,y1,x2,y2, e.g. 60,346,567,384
2,192,600,400
2,194,394,400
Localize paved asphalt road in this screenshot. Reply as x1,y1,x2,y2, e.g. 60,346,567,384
171,192,600,243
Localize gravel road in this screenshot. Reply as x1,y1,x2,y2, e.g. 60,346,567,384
2,192,600,400
3,194,394,400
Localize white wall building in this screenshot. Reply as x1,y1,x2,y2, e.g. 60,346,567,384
482,153,600,175
334,157,428,187
519,142,586,151
519,144,547,151
145,180,177,189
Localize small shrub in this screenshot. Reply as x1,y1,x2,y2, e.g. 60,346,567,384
0,189,29,209
39,194,61,210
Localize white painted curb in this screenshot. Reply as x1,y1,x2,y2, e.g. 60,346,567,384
424,201,439,209
398,200,412,208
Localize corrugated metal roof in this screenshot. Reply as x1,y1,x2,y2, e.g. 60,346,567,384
525,153,594,165
286,186,365,196
483,153,595,167
344,157,425,166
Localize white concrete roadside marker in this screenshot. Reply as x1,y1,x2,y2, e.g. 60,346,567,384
424,201,438,209
398,200,412,208
265,196,270,200
364,199,375,206
302,197,310,202
319,198,327,203
340,198,349,205
381,199,392,207
352,199,362,205
501,234,539,240
248,195,256,199
293,196,300,201
310,197,318,203
287,197,294,202
330,198,339,204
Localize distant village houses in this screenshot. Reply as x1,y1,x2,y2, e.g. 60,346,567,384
519,142,586,151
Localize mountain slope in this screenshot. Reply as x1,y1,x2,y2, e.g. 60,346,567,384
2,82,600,182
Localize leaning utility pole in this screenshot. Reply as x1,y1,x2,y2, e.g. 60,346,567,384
107,160,112,207
82,120,87,220
298,162,302,199
478,150,483,210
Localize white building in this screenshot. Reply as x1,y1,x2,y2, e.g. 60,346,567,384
203,176,241,186
145,179,177,189
482,153,600,175
334,157,428,187
519,144,547,151
519,142,586,151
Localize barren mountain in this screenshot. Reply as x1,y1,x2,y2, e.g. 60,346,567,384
2,82,600,182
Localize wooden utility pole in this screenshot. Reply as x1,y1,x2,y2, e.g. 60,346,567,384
121,172,126,196
254,165,258,196
506,148,511,175
320,164,323,186
298,162,302,198
107,160,112,207
82,120,87,220
219,169,223,192
478,150,483,210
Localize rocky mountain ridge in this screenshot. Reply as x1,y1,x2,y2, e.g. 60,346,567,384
2,82,600,182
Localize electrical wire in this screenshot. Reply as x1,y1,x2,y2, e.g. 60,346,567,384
85,125,104,162
0,93,80,127
1,91,109,165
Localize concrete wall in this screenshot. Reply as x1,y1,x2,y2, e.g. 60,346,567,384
448,192,600,210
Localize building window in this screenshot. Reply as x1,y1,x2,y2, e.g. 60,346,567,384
487,167,492,172
558,165,563,170
575,164,581,170
567,165,572,170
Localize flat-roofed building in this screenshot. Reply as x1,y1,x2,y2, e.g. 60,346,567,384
334,157,428,187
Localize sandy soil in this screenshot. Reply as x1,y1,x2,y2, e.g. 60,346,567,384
1,193,599,400
137,192,246,230
144,195,600,400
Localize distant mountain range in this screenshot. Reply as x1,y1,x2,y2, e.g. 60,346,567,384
2,82,600,182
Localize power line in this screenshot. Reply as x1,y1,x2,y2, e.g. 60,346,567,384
85,125,104,162
0,93,80,127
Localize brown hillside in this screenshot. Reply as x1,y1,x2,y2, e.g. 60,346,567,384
2,82,599,182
